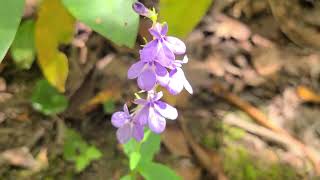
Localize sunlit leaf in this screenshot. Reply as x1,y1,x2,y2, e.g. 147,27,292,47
123,138,139,156
62,0,139,48
0,0,25,62
31,79,68,115
159,0,212,37
129,152,141,170
10,20,36,69
35,0,75,92
138,162,181,180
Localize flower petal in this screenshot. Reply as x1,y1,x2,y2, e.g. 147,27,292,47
140,40,159,62
161,23,168,36
148,109,166,133
154,100,178,120
133,99,148,105
137,68,157,91
128,61,145,79
149,27,162,39
156,43,175,67
166,36,186,55
183,77,193,94
116,123,132,144
123,104,130,115
111,111,130,128
152,91,163,101
134,105,149,125
132,123,144,142
166,69,184,95
155,63,169,86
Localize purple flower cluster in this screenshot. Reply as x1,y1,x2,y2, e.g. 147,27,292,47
111,2,192,144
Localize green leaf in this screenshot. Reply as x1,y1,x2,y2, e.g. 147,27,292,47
129,152,141,170
10,20,36,69
103,99,115,114
140,130,161,162
0,0,25,62
31,79,68,115
120,175,133,180
138,162,181,180
62,0,139,48
63,128,102,172
123,138,139,156
159,0,212,37
85,146,102,160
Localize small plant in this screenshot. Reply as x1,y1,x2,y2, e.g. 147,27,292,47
63,128,102,172
110,2,193,179
31,79,102,173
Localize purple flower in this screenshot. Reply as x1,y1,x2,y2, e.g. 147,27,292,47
128,54,169,91
166,68,193,95
134,91,178,133
111,104,144,144
140,23,186,68
132,2,150,17
166,56,193,95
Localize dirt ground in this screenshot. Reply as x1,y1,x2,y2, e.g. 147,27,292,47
1,0,320,179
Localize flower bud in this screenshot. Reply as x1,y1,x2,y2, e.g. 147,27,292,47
132,2,150,17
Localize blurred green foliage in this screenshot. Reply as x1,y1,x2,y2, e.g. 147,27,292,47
63,128,102,172
31,79,68,116
122,130,180,180
10,20,35,69
223,146,300,180
159,0,212,37
0,0,24,62
103,99,115,114
62,0,139,48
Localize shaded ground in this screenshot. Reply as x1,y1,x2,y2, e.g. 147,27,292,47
1,0,320,179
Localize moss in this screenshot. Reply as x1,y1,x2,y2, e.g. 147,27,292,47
223,146,300,180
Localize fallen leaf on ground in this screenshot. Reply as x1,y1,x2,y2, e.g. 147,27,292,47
297,86,320,103
80,87,120,113
1,147,36,168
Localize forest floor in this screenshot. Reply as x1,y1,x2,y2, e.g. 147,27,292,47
1,0,320,179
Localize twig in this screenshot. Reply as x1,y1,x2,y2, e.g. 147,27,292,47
53,115,65,146
212,83,320,174
26,128,45,149
224,114,301,155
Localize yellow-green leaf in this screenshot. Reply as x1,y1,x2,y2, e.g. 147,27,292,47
35,0,75,92
159,0,212,37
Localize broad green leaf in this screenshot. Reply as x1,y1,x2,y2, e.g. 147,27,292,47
138,162,181,180
10,20,36,69
31,79,68,115
62,0,139,48
0,0,25,62
63,128,102,172
35,0,75,92
129,152,141,170
159,0,212,37
140,130,161,162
